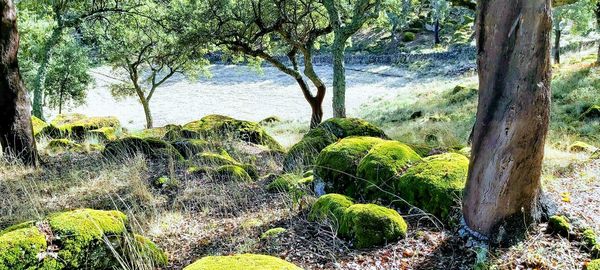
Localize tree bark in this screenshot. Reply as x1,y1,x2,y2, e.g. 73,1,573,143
554,28,561,64
0,0,38,166
462,0,552,238
32,26,62,120
141,99,153,129
332,36,347,118
596,2,600,64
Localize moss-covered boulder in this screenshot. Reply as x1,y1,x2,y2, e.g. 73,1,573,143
87,127,119,142
315,137,385,197
444,85,478,104
568,141,597,153
308,194,354,224
0,226,51,269
103,137,184,160
46,138,85,154
259,116,282,125
194,151,239,166
402,32,416,42
266,173,313,193
0,209,167,270
260,228,287,239
548,215,571,236
356,141,421,200
172,139,209,159
183,254,301,270
32,116,48,137
284,118,388,172
394,153,469,221
183,115,282,151
214,165,253,182
42,114,121,140
340,204,408,248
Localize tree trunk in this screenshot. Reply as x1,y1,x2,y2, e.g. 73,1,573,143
434,19,441,45
554,28,561,64
332,35,347,118
596,2,600,64
141,99,153,129
462,0,552,239
0,0,38,166
32,26,62,120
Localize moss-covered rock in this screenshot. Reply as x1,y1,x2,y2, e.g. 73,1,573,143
259,116,282,125
266,173,313,193
308,194,354,224
402,32,416,42
340,204,408,248
130,234,169,267
46,139,85,154
548,215,571,236
87,127,119,142
588,259,600,270
315,137,385,197
103,137,184,161
194,151,239,166
583,229,599,257
172,139,209,159
356,141,421,200
214,165,253,182
32,116,48,137
394,153,469,221
444,85,478,104
260,228,287,239
183,254,301,270
0,226,51,269
43,114,121,139
284,118,388,172
593,150,600,160
183,115,282,151
568,141,597,153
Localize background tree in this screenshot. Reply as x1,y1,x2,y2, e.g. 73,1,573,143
44,37,93,114
430,0,450,45
462,0,552,239
323,0,384,118
93,1,206,129
0,0,38,166
17,0,136,120
552,0,597,64
182,0,332,128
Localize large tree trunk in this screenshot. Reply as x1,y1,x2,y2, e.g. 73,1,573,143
462,0,552,238
596,2,600,64
32,27,62,120
332,35,347,118
0,0,38,166
554,28,561,64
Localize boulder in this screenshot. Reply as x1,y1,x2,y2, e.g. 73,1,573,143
183,254,301,270
46,139,85,154
394,153,469,221
314,137,385,197
42,114,120,140
214,165,253,182
356,141,421,200
31,116,48,137
284,118,388,172
172,139,209,159
588,260,600,270
103,137,184,161
568,141,597,153
266,173,314,193
308,194,354,224
581,105,600,119
340,204,408,248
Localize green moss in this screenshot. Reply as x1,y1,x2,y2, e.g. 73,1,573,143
241,164,259,180
588,259,600,270
183,254,302,270
43,114,120,139
402,32,416,42
87,127,118,142
340,204,407,248
154,176,170,188
308,194,354,224
130,234,168,267
48,209,128,269
259,116,282,125
444,85,478,104
583,229,598,248
593,150,600,160
46,138,84,153
183,115,283,151
260,228,287,239
395,153,469,221
194,151,239,166
284,127,338,172
319,118,388,139
303,170,314,177
0,226,51,270
315,137,385,197
103,137,184,161
172,139,209,159
548,215,571,236
356,141,421,201
187,166,213,175
31,116,48,137
568,141,597,153
214,165,252,182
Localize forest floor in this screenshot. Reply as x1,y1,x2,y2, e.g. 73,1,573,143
1,50,599,270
